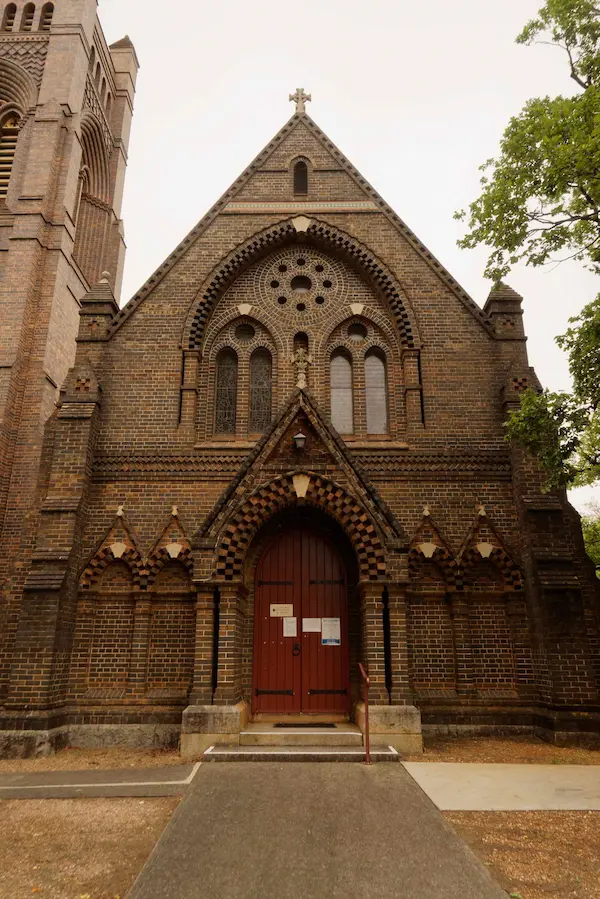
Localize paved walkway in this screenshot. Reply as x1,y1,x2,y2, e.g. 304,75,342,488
127,763,506,899
403,762,600,810
0,763,200,799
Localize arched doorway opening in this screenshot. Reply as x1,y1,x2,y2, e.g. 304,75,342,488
246,507,361,717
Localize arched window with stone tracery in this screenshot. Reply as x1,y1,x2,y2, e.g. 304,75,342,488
365,349,388,434
249,348,272,433
215,348,238,434
330,350,353,434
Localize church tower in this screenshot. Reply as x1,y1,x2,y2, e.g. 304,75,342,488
0,0,138,700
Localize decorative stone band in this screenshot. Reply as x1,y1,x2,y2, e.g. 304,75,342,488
223,201,379,213
91,452,511,478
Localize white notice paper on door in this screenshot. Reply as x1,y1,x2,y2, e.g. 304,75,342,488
322,617,341,646
283,617,297,638
302,618,321,633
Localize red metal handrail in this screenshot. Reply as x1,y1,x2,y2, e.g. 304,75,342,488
358,662,370,765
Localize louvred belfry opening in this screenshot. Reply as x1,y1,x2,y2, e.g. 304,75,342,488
253,528,350,714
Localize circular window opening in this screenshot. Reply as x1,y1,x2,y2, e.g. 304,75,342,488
235,323,256,341
296,257,306,266
315,296,325,305
315,264,324,273
348,322,368,343
270,279,280,288
323,279,333,289
291,275,312,293
296,302,306,312
278,296,288,305
278,264,288,273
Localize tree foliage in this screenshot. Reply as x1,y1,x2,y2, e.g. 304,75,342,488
458,0,600,489
456,0,600,282
581,500,600,575
505,295,600,488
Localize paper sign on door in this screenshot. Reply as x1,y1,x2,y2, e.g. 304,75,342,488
302,618,321,633
270,604,293,618
322,617,341,646
283,617,297,638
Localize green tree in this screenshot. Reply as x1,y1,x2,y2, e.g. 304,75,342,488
456,0,600,488
581,501,600,575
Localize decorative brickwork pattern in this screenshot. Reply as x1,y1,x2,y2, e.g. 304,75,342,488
183,219,419,352
214,473,386,581
80,511,144,589
459,506,523,591
408,508,458,587
0,37,47,90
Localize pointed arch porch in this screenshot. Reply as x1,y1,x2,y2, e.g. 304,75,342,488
211,472,388,583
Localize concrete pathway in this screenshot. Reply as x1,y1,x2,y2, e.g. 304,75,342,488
0,763,199,799
128,763,506,899
403,762,600,810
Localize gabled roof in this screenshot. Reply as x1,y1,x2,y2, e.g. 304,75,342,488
109,109,495,338
195,387,407,545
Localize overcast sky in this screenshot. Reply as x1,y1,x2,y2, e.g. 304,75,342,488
98,0,598,513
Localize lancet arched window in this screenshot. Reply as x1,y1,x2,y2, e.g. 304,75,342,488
21,3,35,31
365,349,388,434
39,2,53,30
293,160,308,195
215,349,238,434
330,350,353,434
2,4,16,30
249,349,272,433
0,114,19,198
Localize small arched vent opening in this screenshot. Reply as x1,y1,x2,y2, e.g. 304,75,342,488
293,160,308,196
0,114,19,198
39,2,53,30
21,4,35,31
2,4,17,31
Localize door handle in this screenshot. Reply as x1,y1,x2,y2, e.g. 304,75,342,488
292,642,301,657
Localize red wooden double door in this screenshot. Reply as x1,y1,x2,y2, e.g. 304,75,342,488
253,528,350,714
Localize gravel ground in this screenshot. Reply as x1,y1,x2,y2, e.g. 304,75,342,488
0,797,178,899
405,734,600,764
1,734,598,774
0,747,182,774
446,811,600,898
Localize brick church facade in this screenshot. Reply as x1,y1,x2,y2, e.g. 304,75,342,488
1,2,599,757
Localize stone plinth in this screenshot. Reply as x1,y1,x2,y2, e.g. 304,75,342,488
180,702,250,759
355,703,423,754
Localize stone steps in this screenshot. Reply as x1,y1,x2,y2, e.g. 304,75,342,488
202,744,400,762
240,723,363,746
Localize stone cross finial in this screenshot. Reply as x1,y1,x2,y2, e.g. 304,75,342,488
289,88,311,115
171,506,178,517
116,505,124,517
